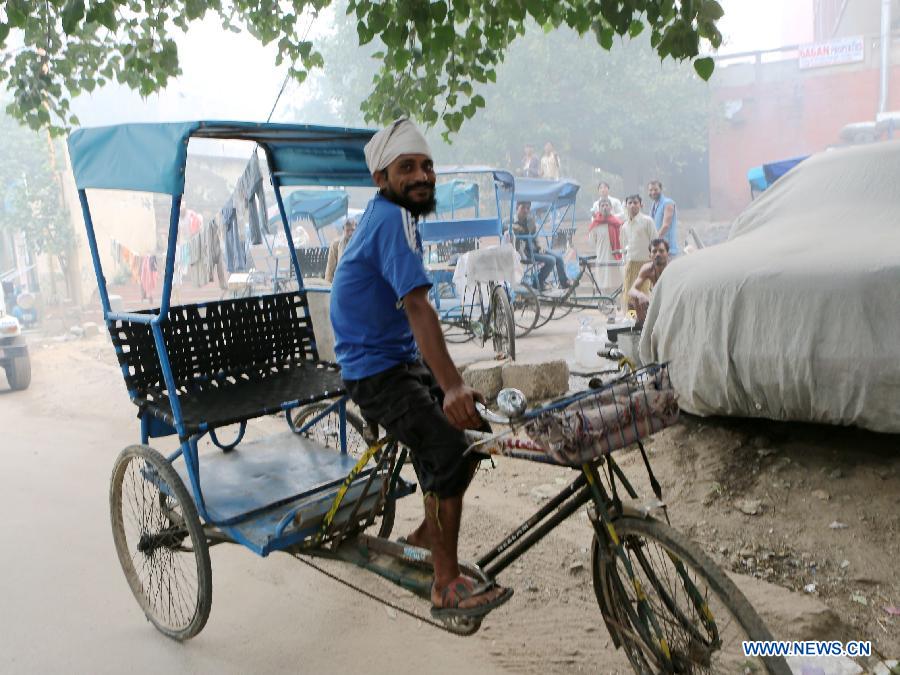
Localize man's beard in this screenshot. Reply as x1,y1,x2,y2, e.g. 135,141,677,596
382,182,436,217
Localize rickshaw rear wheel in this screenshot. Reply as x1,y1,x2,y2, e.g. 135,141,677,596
490,285,516,360
110,445,212,641
511,284,540,338
289,403,395,539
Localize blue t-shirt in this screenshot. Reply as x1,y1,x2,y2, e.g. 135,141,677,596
330,194,432,380
651,195,679,255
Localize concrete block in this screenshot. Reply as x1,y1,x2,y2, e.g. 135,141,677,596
501,359,569,401
82,322,100,338
305,289,335,362
462,360,504,399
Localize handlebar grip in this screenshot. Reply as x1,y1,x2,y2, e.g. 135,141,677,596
475,401,510,425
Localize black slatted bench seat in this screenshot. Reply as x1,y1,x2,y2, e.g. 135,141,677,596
108,291,343,436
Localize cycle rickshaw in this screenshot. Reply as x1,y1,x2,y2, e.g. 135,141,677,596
68,121,787,674
420,166,521,360
500,176,623,334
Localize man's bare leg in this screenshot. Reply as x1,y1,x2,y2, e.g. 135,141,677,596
425,493,506,610
405,459,480,551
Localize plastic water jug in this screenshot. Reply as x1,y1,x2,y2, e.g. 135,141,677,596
574,319,607,369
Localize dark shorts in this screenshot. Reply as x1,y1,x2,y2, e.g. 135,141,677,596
344,360,487,499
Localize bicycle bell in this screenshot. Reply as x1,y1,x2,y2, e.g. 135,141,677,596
496,388,527,420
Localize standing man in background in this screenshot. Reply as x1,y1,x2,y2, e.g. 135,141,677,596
648,180,678,256
521,144,541,177
324,218,356,283
591,181,624,221
540,142,561,180
619,194,657,315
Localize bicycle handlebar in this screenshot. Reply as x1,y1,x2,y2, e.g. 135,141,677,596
475,401,511,425
474,388,528,427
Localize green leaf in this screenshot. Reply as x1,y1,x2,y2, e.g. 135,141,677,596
598,26,614,50
471,94,485,108
693,56,714,80
430,0,447,23
5,1,28,28
0,23,10,43
627,19,644,38
86,2,118,31
432,24,455,51
699,0,725,21
61,0,85,35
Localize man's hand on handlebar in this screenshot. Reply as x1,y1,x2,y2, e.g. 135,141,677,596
443,384,485,431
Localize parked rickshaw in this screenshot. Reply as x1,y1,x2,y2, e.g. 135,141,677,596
420,167,520,359
68,121,787,674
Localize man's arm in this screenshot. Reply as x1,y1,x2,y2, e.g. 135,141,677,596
657,203,675,238
628,263,653,305
403,286,483,430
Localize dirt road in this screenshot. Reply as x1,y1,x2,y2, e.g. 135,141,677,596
4,330,898,674
0,342,519,675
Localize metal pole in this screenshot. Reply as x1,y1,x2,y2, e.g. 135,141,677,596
879,0,892,114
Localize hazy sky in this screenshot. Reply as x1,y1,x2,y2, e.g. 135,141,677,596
718,0,813,53
69,1,816,127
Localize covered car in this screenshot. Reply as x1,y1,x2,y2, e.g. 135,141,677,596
641,140,900,433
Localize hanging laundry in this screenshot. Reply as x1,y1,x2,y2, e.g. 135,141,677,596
235,154,269,243
223,200,248,272
140,255,158,301
207,217,227,289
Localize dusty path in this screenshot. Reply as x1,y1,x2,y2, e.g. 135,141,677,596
4,332,898,673
0,342,518,675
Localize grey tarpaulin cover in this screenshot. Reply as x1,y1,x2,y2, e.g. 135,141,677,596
640,140,900,433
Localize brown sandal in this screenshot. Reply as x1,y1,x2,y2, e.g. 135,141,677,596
430,576,513,619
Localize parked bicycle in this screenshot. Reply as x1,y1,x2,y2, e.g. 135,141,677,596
512,254,621,337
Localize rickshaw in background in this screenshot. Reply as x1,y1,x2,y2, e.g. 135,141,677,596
420,166,520,359
498,176,620,335
747,155,808,200
269,188,358,281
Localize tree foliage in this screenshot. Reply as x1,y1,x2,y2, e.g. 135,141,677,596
0,111,74,273
0,0,722,137
292,15,710,195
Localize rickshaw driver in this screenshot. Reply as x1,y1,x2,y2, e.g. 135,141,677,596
330,118,513,620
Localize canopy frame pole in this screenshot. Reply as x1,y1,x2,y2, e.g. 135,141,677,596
260,145,321,360
77,189,111,317
268,172,305,292
158,194,182,317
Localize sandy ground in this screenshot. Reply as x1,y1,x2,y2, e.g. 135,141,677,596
2,314,899,673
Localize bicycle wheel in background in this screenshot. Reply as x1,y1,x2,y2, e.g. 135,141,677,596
288,402,394,539
591,517,790,675
511,284,541,338
287,401,370,458
490,285,516,361
442,285,483,344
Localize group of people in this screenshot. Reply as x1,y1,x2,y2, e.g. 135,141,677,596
520,143,561,180
588,180,678,322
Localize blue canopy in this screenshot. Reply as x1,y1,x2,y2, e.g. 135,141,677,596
762,156,809,186
434,180,479,216
747,166,767,192
67,121,376,195
497,176,580,206
281,189,350,230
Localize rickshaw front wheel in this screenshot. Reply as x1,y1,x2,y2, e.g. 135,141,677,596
110,445,212,640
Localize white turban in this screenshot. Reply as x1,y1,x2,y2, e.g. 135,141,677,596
364,117,432,175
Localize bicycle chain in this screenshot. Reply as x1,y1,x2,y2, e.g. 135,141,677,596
293,553,459,634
